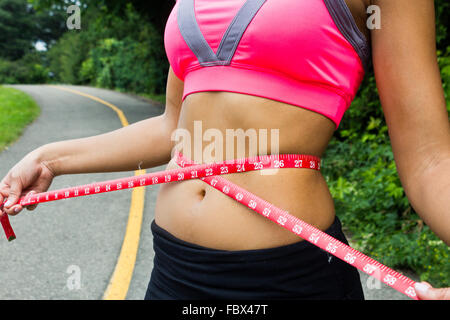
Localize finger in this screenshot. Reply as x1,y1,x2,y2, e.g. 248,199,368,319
5,204,23,216
0,183,7,206
427,287,450,300
415,282,450,300
24,191,38,211
4,190,37,215
4,178,22,209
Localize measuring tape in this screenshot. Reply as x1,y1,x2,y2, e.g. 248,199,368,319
0,152,418,299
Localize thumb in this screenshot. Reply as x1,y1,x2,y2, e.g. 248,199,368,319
415,282,450,300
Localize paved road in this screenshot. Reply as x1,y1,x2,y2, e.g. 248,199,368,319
0,85,165,299
0,85,417,300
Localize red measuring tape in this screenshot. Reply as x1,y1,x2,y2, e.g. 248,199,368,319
0,152,418,299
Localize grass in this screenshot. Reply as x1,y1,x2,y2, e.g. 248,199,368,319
0,86,40,152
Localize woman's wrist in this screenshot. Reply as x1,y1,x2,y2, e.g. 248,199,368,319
31,142,68,177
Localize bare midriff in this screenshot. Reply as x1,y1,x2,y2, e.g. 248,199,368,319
154,91,337,250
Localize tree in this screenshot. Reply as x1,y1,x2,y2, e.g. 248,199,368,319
0,0,66,61
0,0,35,60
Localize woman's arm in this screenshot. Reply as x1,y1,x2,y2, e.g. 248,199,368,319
371,0,450,245
0,68,184,215
38,67,184,176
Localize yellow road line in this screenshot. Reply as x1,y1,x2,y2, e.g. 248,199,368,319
49,85,129,126
48,85,145,300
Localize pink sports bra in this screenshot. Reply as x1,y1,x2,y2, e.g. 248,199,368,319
164,0,370,129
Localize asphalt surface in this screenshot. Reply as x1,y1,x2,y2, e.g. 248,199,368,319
0,85,165,299
0,85,418,300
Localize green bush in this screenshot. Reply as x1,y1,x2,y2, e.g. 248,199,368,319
46,31,88,84
438,46,450,112
81,35,162,94
47,3,168,95
0,52,49,84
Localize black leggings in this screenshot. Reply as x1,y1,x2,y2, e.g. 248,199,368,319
145,217,364,300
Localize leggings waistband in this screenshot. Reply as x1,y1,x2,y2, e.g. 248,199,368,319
150,216,346,262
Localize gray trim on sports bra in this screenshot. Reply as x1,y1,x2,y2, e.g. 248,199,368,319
177,0,267,67
177,0,218,64
323,0,371,71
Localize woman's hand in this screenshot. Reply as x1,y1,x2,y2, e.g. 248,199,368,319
0,149,55,216
415,282,450,300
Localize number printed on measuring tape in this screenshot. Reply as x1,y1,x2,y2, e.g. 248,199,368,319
326,242,338,253
383,274,398,286
363,264,377,275
253,162,263,170
292,224,302,234
248,200,257,209
277,216,287,226
344,253,356,264
405,287,416,298
274,160,284,168
309,233,320,244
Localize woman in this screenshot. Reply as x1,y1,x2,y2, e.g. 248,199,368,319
1,0,449,299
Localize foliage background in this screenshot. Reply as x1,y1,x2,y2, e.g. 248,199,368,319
0,0,448,286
